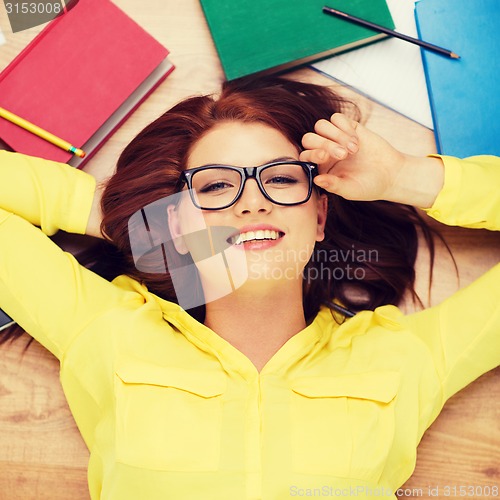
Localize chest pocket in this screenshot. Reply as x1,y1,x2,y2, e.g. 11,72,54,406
114,361,225,472
290,371,399,480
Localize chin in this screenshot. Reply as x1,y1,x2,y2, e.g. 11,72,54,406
246,261,305,284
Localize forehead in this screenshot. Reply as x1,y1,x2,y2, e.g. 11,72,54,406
187,121,298,168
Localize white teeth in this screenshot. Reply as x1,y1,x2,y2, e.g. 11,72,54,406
231,230,281,245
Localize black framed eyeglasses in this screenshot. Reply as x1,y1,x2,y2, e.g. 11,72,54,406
179,160,318,210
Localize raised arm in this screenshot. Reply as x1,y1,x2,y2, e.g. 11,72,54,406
405,153,500,408
0,151,127,358
300,113,500,226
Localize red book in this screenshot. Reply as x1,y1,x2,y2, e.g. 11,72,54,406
0,0,174,168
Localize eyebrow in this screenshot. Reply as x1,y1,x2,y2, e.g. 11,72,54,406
268,156,298,163
196,156,299,169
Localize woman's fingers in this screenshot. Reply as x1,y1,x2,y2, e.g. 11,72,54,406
315,114,359,154
298,147,328,165
313,173,339,191
302,131,348,162
301,113,360,169
313,172,358,199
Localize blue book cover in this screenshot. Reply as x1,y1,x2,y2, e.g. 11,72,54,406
415,0,500,158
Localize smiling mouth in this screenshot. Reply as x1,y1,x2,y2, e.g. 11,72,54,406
228,229,285,245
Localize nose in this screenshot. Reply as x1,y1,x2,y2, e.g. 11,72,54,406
233,178,273,214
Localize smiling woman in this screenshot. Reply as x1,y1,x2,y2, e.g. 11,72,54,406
165,120,327,327
0,76,499,499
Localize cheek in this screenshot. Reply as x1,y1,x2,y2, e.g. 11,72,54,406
284,209,322,261
177,203,207,234
177,208,241,260
297,205,324,240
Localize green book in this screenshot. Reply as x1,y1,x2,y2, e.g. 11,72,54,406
200,0,395,80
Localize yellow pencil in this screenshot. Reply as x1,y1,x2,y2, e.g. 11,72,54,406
0,106,86,158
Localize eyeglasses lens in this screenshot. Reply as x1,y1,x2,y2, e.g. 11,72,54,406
190,164,310,209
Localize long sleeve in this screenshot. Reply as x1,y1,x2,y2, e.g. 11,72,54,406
402,155,500,413
0,152,130,359
0,150,95,235
424,154,500,230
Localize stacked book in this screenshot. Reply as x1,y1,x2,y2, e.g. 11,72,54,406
0,0,174,168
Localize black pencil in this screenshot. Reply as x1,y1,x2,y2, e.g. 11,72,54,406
322,6,460,59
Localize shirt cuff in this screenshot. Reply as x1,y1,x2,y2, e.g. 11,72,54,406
422,155,462,223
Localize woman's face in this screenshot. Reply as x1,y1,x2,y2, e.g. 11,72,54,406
169,121,327,300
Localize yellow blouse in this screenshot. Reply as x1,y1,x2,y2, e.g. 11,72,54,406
0,151,499,499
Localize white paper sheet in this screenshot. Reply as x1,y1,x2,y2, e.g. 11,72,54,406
311,0,433,129
0,26,5,46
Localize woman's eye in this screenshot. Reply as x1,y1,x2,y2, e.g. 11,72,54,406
266,175,298,185
199,181,234,193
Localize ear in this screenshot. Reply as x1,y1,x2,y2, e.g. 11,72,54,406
315,193,328,242
167,204,190,255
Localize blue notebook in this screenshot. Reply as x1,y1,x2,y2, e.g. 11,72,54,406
415,0,500,158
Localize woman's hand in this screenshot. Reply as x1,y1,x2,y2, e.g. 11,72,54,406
300,113,444,208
